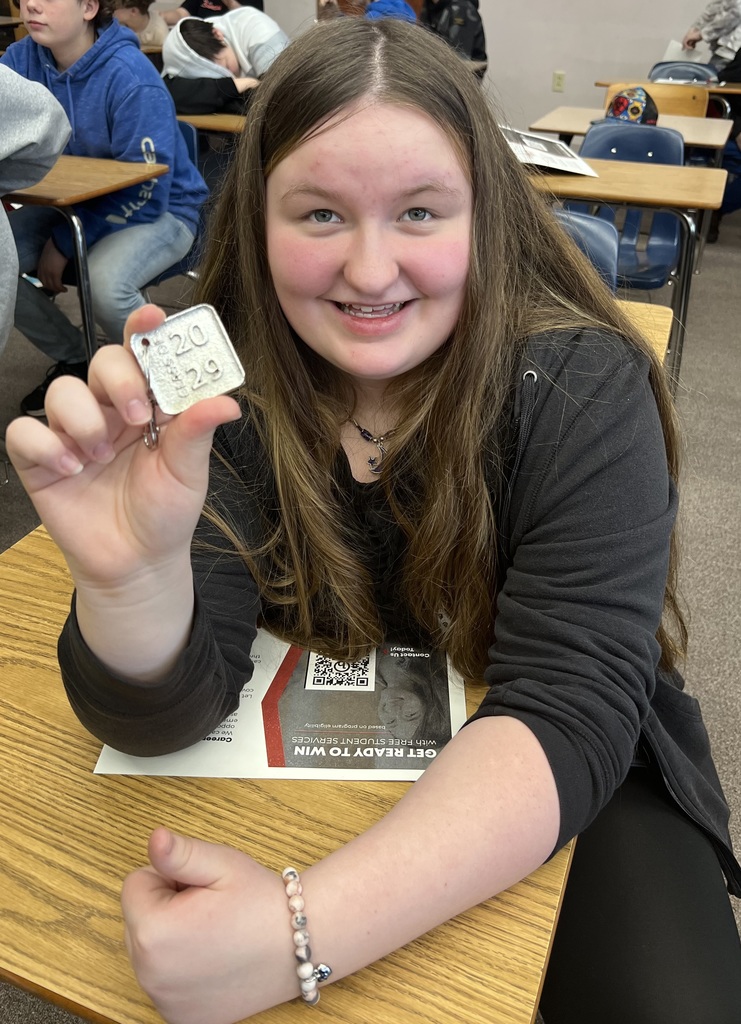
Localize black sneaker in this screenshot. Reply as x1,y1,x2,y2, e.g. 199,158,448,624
707,210,722,245
20,360,88,417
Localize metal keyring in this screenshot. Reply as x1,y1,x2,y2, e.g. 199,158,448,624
139,338,160,450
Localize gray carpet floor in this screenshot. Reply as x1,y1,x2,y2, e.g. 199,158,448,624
1,219,740,1021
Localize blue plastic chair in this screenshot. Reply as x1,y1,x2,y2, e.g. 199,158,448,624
553,208,619,292
648,60,719,83
145,120,203,292
571,121,685,290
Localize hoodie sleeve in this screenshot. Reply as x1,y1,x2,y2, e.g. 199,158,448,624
164,74,246,114
57,436,262,756
466,332,676,853
693,0,741,41
0,65,70,192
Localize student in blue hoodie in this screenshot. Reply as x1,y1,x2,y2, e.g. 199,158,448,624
1,0,208,417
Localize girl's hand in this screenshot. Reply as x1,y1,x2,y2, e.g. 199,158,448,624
122,829,295,1024
6,304,241,594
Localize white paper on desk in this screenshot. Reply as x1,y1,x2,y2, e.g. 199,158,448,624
94,630,468,781
662,39,712,64
499,126,598,176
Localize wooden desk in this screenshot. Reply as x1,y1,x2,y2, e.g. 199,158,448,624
0,527,573,1024
595,77,741,96
178,113,246,133
529,106,732,157
5,155,168,363
0,13,21,23
531,158,727,383
617,299,673,360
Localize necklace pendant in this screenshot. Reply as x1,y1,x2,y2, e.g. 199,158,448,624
349,415,395,476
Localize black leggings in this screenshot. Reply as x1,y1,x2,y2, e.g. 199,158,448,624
539,767,741,1024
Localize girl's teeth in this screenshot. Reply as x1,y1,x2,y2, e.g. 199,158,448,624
340,302,403,318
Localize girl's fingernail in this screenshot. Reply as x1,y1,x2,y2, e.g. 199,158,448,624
127,399,150,424
59,454,83,475
93,442,115,463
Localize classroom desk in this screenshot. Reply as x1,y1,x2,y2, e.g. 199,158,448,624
4,155,168,363
178,113,246,133
617,299,673,360
529,106,732,164
531,158,726,384
0,526,574,1024
595,77,741,95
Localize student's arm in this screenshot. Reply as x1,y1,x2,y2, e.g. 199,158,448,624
122,716,560,1024
5,306,243,696
687,0,741,43
163,6,189,25
164,74,251,113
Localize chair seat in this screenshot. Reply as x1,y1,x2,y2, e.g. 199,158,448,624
617,259,676,290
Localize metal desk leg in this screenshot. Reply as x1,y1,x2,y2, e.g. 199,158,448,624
664,209,696,393
58,207,97,364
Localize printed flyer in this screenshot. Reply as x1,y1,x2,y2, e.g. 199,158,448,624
500,125,598,176
94,630,468,781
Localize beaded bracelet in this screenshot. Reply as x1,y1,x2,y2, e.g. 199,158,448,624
281,867,332,1006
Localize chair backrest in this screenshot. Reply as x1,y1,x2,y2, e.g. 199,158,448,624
605,81,708,117
553,208,619,292
573,121,683,289
648,60,719,83
580,120,685,164
177,120,199,167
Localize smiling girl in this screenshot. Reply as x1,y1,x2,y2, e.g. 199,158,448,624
7,16,741,1024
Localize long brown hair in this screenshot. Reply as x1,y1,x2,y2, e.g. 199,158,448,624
196,17,684,679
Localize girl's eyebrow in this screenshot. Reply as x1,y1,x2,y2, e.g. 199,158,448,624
279,181,464,203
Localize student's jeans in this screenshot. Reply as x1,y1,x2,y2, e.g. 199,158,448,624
720,136,741,216
11,206,195,364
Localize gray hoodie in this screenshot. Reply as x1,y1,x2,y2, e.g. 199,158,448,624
0,65,71,356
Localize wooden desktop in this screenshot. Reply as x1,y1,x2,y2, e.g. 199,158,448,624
0,527,573,1024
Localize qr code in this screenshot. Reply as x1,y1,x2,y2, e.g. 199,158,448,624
305,650,376,691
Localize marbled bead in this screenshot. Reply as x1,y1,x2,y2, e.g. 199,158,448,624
288,894,305,913
285,880,302,897
300,978,318,994
295,944,312,962
296,961,315,981
293,929,310,947
302,989,320,1006
281,867,299,882
291,912,307,929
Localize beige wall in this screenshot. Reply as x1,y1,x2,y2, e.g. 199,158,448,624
479,0,708,128
154,0,711,127
264,0,316,37
153,0,316,37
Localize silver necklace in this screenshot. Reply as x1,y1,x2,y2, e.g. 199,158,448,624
348,417,396,474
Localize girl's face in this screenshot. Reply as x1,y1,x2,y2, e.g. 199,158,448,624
265,102,472,395
375,657,425,741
